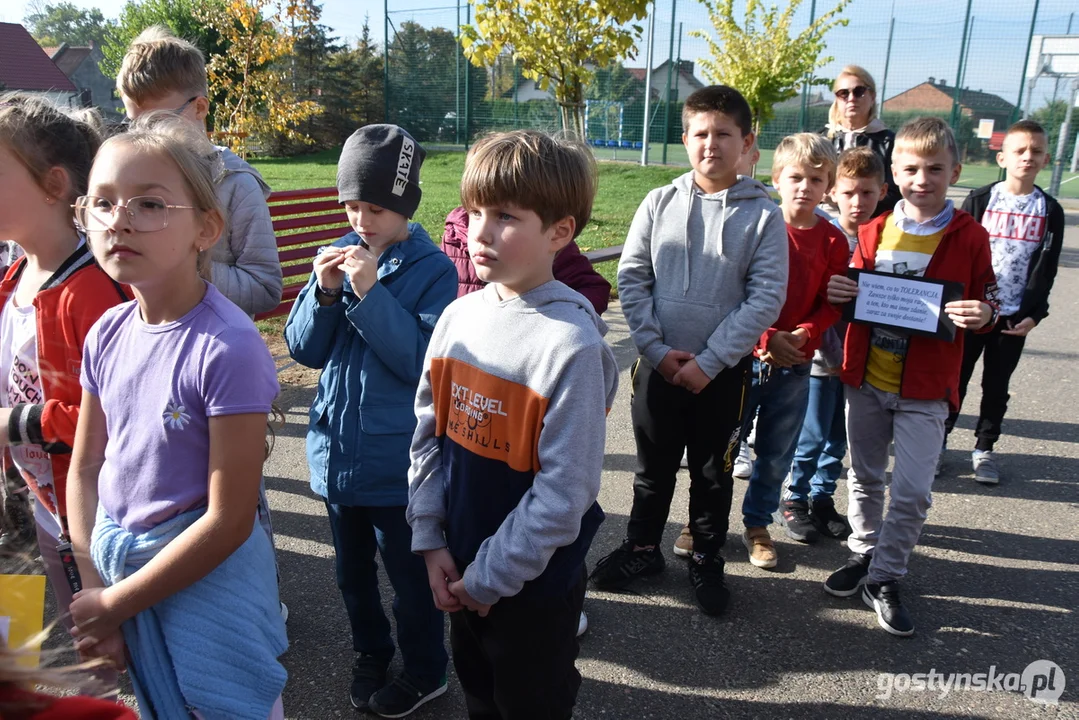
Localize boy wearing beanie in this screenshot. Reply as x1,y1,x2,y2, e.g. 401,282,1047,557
285,124,457,717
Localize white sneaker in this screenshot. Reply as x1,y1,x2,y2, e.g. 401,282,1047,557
733,442,753,479
972,450,1000,485
576,610,588,637
280,601,289,623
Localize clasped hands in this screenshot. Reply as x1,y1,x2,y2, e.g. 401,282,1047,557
313,244,379,297
423,548,493,617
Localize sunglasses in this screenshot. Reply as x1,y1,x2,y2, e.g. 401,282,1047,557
835,86,870,101
120,96,200,127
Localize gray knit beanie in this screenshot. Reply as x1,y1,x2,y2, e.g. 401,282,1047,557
336,124,425,218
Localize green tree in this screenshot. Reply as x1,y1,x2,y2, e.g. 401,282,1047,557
100,0,227,80
461,0,649,136
587,62,646,104
691,0,852,133
24,1,114,47
1031,99,1075,164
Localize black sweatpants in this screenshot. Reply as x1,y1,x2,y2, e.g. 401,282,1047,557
625,355,751,557
945,318,1028,451
448,568,587,720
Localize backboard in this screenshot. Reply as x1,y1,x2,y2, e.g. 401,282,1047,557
1026,35,1079,79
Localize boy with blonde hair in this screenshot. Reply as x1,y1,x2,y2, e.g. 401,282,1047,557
826,117,998,636
739,133,849,568
590,85,786,616
783,147,887,543
945,119,1064,484
407,130,618,718
117,26,283,316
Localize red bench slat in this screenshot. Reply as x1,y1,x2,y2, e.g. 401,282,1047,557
276,227,345,248
278,245,322,263
268,199,342,218
272,212,349,232
267,187,338,202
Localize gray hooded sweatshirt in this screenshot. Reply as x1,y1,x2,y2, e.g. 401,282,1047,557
407,281,619,604
618,172,788,378
212,148,284,316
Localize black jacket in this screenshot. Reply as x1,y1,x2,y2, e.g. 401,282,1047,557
821,125,901,217
962,182,1065,324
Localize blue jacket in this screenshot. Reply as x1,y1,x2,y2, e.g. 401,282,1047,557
284,224,458,506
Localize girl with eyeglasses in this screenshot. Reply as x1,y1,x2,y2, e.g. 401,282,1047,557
65,113,287,719
822,65,901,216
0,93,130,696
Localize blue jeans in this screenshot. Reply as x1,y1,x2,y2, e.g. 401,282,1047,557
785,374,847,503
741,359,812,528
325,502,448,682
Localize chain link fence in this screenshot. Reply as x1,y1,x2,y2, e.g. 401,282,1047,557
383,1,1077,189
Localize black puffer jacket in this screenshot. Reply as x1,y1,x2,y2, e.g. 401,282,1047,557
821,120,901,217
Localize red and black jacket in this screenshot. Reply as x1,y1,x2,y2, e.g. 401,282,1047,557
841,210,998,412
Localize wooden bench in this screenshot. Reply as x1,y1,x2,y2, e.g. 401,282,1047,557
255,187,625,321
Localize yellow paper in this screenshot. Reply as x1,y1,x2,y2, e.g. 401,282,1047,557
0,574,47,668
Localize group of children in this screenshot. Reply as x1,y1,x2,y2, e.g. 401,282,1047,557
0,24,1064,720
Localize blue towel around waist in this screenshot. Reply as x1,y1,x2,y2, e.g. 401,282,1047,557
91,505,288,720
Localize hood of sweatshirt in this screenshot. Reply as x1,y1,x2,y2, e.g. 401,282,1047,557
480,279,608,338
214,146,272,200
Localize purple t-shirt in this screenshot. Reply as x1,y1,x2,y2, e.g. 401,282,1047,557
81,283,279,534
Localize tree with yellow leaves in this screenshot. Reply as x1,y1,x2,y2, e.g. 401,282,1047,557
691,0,852,134
460,0,649,137
195,0,321,155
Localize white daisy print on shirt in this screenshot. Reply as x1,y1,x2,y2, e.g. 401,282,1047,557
163,402,191,430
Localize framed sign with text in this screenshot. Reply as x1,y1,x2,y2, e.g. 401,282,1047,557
842,269,964,341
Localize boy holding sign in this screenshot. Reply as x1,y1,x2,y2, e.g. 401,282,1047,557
825,117,998,637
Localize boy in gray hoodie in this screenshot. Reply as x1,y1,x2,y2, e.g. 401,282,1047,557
407,130,618,718
590,85,787,616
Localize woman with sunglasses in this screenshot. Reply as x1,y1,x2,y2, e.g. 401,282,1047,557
822,65,900,216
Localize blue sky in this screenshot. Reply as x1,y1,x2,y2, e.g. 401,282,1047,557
10,0,1078,111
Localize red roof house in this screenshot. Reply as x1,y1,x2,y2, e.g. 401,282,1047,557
0,22,77,95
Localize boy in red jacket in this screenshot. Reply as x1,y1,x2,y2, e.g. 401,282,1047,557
739,134,849,571
442,206,611,314
825,117,998,637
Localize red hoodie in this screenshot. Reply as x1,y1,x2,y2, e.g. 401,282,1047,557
757,219,849,357
841,210,997,411
0,244,129,523
441,206,611,314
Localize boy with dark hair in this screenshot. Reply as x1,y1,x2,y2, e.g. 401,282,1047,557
590,85,787,615
783,147,887,543
826,117,998,636
407,130,619,718
944,119,1063,484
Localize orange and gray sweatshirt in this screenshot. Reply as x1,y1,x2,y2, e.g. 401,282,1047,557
406,281,619,604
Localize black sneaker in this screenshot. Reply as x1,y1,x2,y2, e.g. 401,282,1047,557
863,581,915,637
688,553,730,616
349,654,389,711
369,672,448,718
809,496,852,539
823,552,871,597
780,500,819,543
589,540,665,590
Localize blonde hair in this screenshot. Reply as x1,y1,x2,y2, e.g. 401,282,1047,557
827,65,878,136
95,112,223,277
894,116,960,165
0,92,102,205
772,132,838,187
117,25,208,104
836,146,885,183
461,130,597,239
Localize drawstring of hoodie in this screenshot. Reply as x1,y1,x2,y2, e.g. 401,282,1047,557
683,186,728,295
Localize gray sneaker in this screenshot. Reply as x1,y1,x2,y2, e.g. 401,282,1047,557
972,450,1000,485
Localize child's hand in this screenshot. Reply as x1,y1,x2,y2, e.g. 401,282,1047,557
70,587,126,649
765,330,808,367
1001,317,1036,337
672,358,711,394
342,245,379,297
77,629,127,672
657,350,695,383
945,300,993,330
447,579,493,617
423,548,463,613
313,247,347,292
827,274,859,304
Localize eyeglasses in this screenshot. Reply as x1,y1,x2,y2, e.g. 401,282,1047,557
73,195,196,233
835,86,870,101
120,96,200,127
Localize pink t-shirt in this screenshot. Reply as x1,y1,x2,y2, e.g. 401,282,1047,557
81,282,279,534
